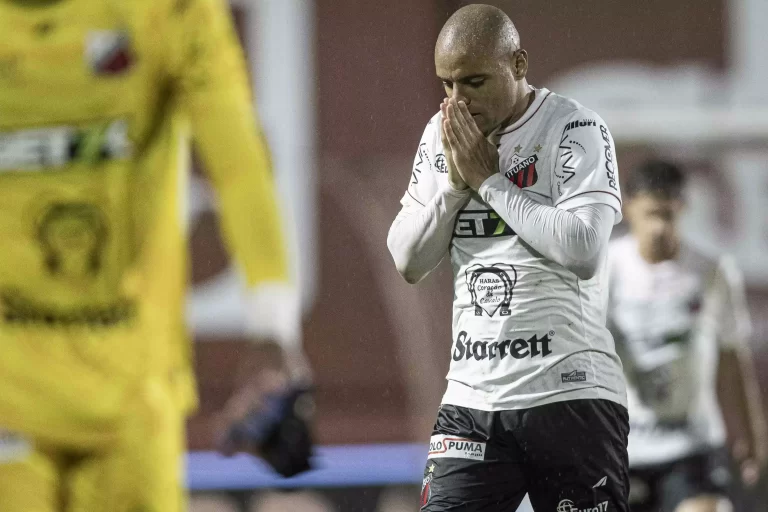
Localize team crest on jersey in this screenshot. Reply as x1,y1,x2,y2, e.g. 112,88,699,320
466,263,516,316
504,153,538,188
86,30,135,75
421,472,433,509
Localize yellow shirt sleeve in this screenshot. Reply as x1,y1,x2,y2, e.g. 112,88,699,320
169,0,289,288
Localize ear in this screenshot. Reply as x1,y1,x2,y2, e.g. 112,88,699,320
513,49,528,80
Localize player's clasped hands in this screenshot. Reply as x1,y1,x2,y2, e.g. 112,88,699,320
439,99,468,191
440,97,500,191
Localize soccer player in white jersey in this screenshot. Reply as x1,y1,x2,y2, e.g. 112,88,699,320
387,4,629,511
607,160,767,512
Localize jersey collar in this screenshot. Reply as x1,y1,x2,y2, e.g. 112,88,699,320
498,87,552,135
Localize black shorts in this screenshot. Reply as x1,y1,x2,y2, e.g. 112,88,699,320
629,448,732,512
420,399,630,512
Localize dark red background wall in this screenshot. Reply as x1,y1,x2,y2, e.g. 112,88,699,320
190,0,768,448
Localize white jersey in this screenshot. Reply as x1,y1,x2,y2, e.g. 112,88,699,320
608,236,752,467
403,87,627,411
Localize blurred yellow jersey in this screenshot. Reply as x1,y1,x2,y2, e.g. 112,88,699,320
0,0,288,448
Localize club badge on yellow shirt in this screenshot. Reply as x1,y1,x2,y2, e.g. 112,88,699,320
86,30,134,76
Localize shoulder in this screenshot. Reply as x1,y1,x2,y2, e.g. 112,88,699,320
115,0,174,27
714,253,745,290
543,91,607,130
545,93,615,160
678,241,723,278
418,111,442,139
159,0,235,26
677,242,749,296
152,0,193,19
608,235,635,264
140,0,208,33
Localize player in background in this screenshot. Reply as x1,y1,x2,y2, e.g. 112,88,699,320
607,160,767,512
0,0,312,510
388,4,629,511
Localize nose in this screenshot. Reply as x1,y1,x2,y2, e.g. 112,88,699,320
451,85,470,106
650,221,666,237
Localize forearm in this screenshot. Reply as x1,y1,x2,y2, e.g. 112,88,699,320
478,174,613,279
718,348,768,460
387,188,470,284
736,348,768,460
743,360,768,460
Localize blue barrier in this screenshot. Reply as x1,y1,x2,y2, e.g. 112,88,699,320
187,444,427,491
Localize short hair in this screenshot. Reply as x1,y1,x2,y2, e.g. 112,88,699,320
626,159,686,200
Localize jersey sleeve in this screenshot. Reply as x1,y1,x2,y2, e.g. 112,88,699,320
551,110,623,223
168,0,289,287
168,0,299,345
400,113,442,209
711,255,752,349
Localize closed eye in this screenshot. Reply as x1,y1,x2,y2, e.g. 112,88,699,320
440,76,486,90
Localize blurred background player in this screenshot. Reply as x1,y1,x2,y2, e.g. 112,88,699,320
0,0,311,510
607,160,768,512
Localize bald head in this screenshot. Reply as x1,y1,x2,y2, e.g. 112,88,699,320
434,4,530,135
436,4,520,59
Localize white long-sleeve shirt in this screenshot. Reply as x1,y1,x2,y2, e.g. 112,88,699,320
388,88,627,411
